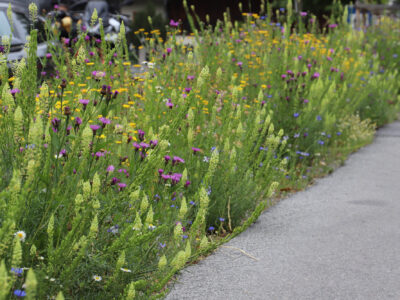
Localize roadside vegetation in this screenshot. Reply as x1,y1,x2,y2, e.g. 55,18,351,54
0,1,399,299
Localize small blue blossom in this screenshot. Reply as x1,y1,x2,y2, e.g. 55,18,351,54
316,115,322,121
189,201,196,206
337,132,342,136
182,235,188,240
11,267,23,275
159,242,166,248
318,140,325,145
14,290,26,297
293,113,299,118
219,217,225,222
208,226,215,231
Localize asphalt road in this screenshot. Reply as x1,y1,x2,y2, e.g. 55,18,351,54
166,121,400,300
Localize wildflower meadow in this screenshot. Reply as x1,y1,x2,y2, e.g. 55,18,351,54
0,1,399,299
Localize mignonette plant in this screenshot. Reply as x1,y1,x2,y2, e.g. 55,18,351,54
0,1,399,299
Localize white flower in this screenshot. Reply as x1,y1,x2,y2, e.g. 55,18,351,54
15,231,26,242
120,268,132,273
93,275,102,282
203,156,210,163
148,225,156,230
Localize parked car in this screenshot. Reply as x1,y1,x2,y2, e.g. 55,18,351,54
0,0,48,64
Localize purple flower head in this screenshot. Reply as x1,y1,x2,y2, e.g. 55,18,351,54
166,101,174,109
46,53,52,59
166,47,172,54
132,142,140,151
172,156,185,165
10,88,20,96
185,180,191,187
59,149,67,157
107,165,115,173
307,63,312,69
187,75,195,80
118,183,127,190
161,174,171,182
311,72,320,79
51,117,61,130
90,124,101,135
95,151,104,159
237,61,243,67
66,125,72,135
79,99,90,110
329,24,338,28
99,117,111,127
169,19,179,27
92,71,106,80
150,140,158,148
139,142,150,149
192,147,201,154
111,177,120,185
158,169,164,175
184,87,192,93
164,155,171,163
281,74,287,79
64,38,70,45
300,11,307,17
41,71,46,76
138,129,145,141
171,173,182,184
85,35,90,41
303,99,309,104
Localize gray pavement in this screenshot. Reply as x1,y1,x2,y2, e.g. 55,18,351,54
166,121,400,300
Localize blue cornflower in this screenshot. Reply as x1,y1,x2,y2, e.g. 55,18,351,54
219,217,225,222
182,235,188,240
159,242,166,248
14,290,26,297
316,115,322,121
11,267,23,275
189,201,196,206
293,113,299,118
208,226,215,231
279,8,285,12
318,140,325,145
337,132,342,136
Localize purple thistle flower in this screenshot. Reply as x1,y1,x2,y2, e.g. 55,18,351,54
164,155,171,163
169,19,179,27
311,72,320,79
300,11,307,17
118,183,127,191
111,177,120,185
187,75,195,80
192,147,201,154
107,165,115,173
139,142,150,149
99,117,111,127
90,124,101,135
132,142,140,151
46,53,52,59
185,180,191,187
171,173,182,184
166,101,173,109
79,99,90,110
166,47,172,54
150,140,158,148
172,156,185,165
138,129,145,141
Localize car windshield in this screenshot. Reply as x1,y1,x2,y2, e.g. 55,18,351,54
0,10,12,37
